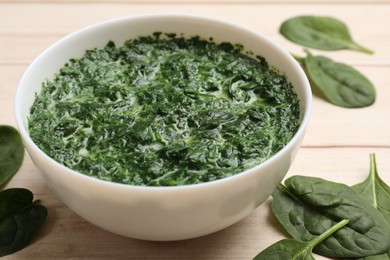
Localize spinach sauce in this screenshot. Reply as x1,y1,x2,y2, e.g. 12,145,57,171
29,33,300,186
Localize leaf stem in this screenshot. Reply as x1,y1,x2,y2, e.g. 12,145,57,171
351,42,374,55
369,153,378,209
312,219,349,246
290,53,305,64
369,153,377,176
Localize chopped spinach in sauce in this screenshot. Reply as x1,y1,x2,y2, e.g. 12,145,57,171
28,33,300,186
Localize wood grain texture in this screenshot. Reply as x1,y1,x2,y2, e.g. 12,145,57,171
2,0,390,3
1,1,390,259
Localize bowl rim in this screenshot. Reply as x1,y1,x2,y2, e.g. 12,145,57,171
15,13,312,191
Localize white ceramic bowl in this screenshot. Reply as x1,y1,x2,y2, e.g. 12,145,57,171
15,14,311,241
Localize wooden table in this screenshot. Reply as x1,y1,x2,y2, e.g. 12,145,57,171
1,0,390,259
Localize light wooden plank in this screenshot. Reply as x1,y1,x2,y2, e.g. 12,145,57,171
5,147,390,259
0,35,63,65
1,3,389,39
3,0,390,3
304,66,390,147
0,65,26,127
1,3,389,64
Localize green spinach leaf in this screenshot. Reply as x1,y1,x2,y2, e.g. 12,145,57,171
352,154,390,260
0,125,25,188
271,176,390,258
280,15,374,54
304,51,376,108
0,188,47,257
352,154,390,224
253,219,349,260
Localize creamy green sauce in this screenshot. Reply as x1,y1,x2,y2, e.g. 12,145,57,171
29,33,300,186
